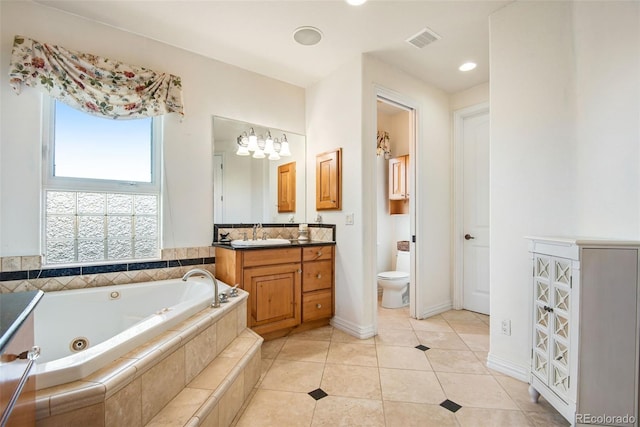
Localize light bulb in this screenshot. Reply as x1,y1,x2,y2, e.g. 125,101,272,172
247,128,258,151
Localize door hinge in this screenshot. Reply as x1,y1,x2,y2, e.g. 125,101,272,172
570,276,572,289
412,235,416,243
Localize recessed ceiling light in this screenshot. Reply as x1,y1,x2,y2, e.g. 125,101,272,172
346,0,367,5
293,26,323,46
459,62,477,72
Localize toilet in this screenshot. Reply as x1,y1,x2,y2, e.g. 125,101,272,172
377,250,410,308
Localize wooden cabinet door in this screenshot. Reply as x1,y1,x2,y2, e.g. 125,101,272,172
389,155,407,200
244,263,301,334
316,149,341,210
277,161,296,213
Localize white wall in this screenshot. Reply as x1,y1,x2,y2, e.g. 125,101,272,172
489,0,639,376
306,56,365,333
0,1,305,256
450,82,489,112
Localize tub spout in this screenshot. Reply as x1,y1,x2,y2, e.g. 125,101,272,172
182,268,220,308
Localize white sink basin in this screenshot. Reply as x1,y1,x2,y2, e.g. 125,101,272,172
230,238,292,248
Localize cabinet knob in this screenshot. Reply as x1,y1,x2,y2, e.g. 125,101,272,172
317,251,323,257
316,303,322,309
316,273,322,279
543,305,554,313
297,269,302,274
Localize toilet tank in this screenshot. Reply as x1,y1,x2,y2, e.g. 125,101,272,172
395,250,410,273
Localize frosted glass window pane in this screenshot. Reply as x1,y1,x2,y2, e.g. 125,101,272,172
134,195,157,215
135,239,157,258
78,216,105,239
107,194,133,214
135,216,157,237
46,216,75,240
108,216,132,238
108,239,132,260
78,240,105,262
77,192,105,214
46,192,76,214
46,240,75,263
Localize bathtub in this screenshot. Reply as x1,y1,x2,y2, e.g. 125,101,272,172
34,277,230,390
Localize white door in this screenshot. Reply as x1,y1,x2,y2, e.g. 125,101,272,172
213,154,223,222
462,111,490,314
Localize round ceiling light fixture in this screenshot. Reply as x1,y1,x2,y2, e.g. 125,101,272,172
293,26,323,46
459,62,477,72
346,0,367,5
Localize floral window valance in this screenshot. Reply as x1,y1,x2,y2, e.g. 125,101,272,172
8,35,183,119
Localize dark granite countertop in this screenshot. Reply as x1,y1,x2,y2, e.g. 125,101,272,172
0,290,43,353
213,240,335,250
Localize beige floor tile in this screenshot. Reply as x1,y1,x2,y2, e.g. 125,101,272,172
426,349,489,374
474,351,489,365
377,316,413,330
383,401,458,427
276,339,330,363
378,306,410,319
379,368,445,404
409,317,455,332
374,329,419,347
260,360,324,393
456,407,533,427
326,342,378,367
414,330,469,350
235,389,316,427
260,337,286,359
376,345,432,371
288,325,334,341
447,320,490,335
146,388,211,427
495,376,561,414
311,396,384,427
331,329,375,345
525,411,570,426
441,310,481,322
260,358,274,382
473,312,491,324
321,364,381,400
436,372,519,410
458,333,490,351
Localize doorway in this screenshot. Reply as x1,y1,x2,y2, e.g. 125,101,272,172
453,103,490,315
375,94,417,325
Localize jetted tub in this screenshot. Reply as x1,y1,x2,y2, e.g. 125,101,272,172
34,277,230,390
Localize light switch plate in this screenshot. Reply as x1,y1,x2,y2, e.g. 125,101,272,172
345,213,354,225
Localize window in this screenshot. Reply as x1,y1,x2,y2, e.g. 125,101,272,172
43,100,161,265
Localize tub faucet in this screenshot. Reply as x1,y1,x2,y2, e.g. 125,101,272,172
182,268,220,308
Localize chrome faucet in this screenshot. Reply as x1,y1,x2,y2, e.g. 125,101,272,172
252,223,262,240
182,268,220,308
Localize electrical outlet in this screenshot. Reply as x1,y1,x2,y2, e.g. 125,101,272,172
501,319,511,336
345,213,354,225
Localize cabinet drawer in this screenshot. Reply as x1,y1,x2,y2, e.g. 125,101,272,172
302,291,332,322
302,246,333,262
243,247,301,267
303,260,332,292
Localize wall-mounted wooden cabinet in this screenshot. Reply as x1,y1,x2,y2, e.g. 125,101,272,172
389,154,409,214
215,244,335,339
316,149,341,210
277,161,296,213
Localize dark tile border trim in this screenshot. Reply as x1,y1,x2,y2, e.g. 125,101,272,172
0,256,216,283
213,223,336,243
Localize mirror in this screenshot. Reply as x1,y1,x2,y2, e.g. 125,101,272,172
212,116,306,224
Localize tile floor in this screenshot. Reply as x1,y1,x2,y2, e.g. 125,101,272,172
232,304,569,427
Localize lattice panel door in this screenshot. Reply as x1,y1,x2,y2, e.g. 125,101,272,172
549,257,571,400
532,255,551,383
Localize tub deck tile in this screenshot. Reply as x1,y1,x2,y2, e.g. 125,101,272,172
83,357,138,399
47,381,106,416
145,388,211,427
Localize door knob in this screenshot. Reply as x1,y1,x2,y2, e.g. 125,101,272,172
464,234,475,240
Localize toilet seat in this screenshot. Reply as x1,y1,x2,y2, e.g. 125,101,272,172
377,271,409,280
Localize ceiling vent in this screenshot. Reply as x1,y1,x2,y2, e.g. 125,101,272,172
405,27,441,49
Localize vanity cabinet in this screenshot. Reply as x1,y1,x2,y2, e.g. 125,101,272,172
527,237,640,426
389,154,409,215
215,244,335,338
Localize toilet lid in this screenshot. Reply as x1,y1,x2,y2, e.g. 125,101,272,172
377,271,409,280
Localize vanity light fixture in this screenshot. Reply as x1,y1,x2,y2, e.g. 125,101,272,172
247,127,258,151
459,62,477,72
236,129,292,160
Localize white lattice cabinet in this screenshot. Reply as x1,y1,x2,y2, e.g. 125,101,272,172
527,237,640,426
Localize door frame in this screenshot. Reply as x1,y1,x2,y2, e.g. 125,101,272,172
372,85,420,322
452,102,489,310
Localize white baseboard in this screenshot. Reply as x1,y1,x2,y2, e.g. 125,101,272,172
417,300,453,319
486,352,530,382
330,316,376,339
